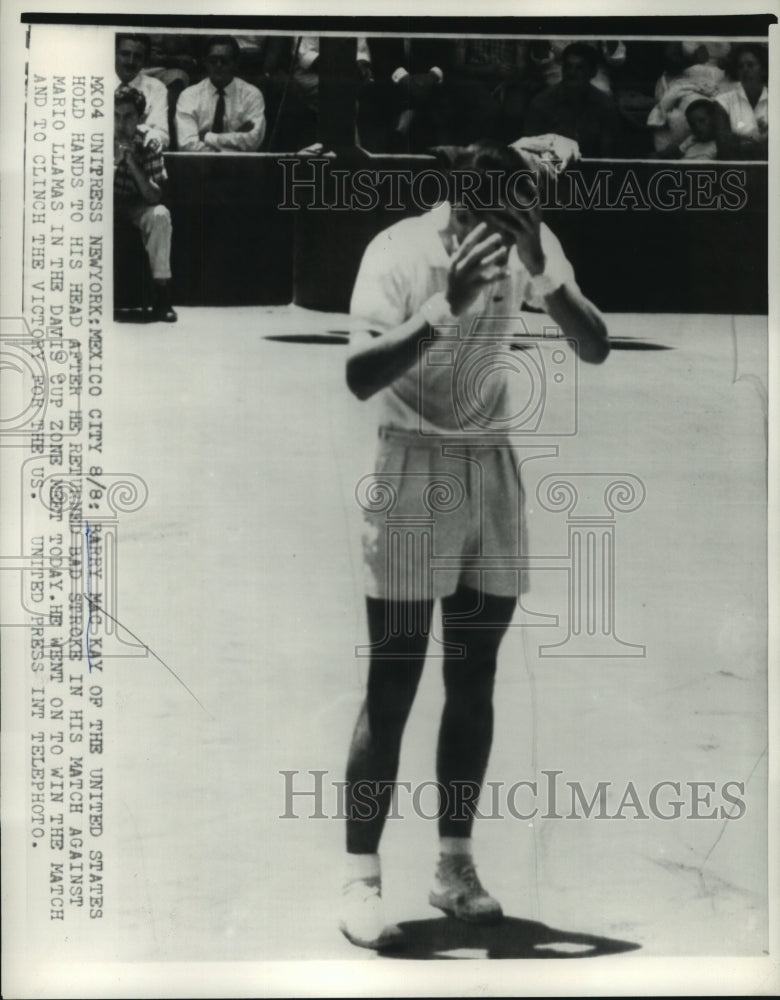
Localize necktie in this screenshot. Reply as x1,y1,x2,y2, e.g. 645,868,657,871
213,88,226,133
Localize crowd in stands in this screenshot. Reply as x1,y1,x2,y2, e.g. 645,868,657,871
114,33,769,320
115,33,769,161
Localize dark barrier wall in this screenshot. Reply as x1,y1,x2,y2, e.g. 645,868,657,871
540,161,767,315
165,154,294,306
161,154,767,315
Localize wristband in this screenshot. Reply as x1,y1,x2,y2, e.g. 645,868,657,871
528,270,565,301
430,66,444,82
392,67,409,83
420,292,457,327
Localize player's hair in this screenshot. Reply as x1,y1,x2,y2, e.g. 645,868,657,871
204,35,241,63
115,32,152,60
445,142,536,211
727,43,768,80
561,41,599,78
114,84,146,117
684,98,718,121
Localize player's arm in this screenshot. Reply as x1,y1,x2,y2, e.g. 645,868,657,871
541,283,610,365
347,224,509,400
487,206,610,364
346,316,431,401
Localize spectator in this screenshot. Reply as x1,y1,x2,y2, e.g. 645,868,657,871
451,39,531,142
452,38,527,90
143,35,200,150
674,99,721,159
144,33,199,89
175,36,266,152
647,42,727,155
521,42,620,157
233,34,274,86
115,33,170,150
357,37,447,150
716,43,768,158
358,37,456,150
527,39,627,94
114,86,176,323
292,35,373,111
279,36,372,149
680,39,731,70
359,38,505,151
607,41,668,157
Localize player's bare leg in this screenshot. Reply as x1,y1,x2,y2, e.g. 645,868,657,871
430,583,516,923
340,596,432,949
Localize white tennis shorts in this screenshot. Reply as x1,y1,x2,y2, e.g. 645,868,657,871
358,427,529,602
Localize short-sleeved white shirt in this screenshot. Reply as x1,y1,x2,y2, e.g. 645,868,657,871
716,84,769,139
175,76,266,151
350,201,577,433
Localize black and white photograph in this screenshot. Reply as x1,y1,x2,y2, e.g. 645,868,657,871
0,1,777,996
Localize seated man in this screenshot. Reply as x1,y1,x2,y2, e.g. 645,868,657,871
358,37,507,151
276,36,373,150
144,35,201,148
175,35,266,152
114,86,177,322
115,32,170,150
522,42,621,157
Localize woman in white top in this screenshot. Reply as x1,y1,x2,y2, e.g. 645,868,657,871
716,43,768,157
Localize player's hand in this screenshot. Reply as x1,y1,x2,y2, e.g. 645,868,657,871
485,202,546,277
446,222,509,316
142,132,162,153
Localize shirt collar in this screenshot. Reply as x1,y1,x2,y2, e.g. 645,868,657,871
738,82,769,103
210,78,236,96
116,71,144,88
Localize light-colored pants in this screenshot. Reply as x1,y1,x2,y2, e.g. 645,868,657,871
118,202,172,280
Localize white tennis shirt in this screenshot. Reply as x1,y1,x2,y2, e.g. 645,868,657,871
350,201,577,434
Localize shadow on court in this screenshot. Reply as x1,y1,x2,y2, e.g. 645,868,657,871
382,915,641,960
263,332,350,344
606,338,674,351
262,333,673,350
511,338,673,351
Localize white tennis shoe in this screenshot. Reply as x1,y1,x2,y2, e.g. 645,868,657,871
338,876,404,950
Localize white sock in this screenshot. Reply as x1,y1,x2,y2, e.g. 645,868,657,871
439,836,473,857
344,852,380,883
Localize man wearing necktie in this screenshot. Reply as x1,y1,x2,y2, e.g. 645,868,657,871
175,36,266,152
